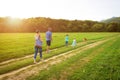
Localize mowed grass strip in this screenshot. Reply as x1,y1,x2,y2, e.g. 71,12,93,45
0,33,117,62
0,39,98,75
68,36,120,80
26,36,118,80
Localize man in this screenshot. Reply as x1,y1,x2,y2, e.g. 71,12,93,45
46,28,52,53
34,30,43,63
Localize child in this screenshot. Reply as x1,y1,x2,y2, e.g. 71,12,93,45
72,38,77,48
65,34,69,46
34,30,43,63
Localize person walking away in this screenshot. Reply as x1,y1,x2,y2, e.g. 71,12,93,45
46,28,52,53
72,38,77,48
65,34,69,46
34,30,43,63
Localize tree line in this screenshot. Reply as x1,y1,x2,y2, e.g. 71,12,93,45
0,17,120,32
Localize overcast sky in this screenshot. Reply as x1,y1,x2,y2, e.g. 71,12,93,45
0,0,120,21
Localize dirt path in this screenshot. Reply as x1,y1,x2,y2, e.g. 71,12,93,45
59,39,116,80
0,39,96,66
0,47,60,65
0,38,111,80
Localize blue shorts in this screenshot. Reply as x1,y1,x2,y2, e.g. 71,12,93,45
46,40,51,46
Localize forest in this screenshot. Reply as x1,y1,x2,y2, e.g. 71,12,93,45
0,17,120,32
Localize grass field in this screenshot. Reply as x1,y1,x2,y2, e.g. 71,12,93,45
27,34,120,80
0,32,119,80
0,39,97,75
69,37,120,80
0,32,117,62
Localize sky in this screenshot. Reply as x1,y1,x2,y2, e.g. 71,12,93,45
0,0,120,21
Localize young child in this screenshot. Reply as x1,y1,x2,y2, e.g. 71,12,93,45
65,34,69,46
72,38,77,48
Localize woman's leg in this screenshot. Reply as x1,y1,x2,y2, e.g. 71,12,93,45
34,46,38,63
39,47,42,59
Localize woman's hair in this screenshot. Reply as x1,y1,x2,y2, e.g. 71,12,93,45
37,34,41,40
36,30,40,33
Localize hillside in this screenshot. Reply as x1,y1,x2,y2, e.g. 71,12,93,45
0,17,120,32
101,17,120,23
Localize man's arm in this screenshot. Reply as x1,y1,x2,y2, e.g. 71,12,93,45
50,33,52,41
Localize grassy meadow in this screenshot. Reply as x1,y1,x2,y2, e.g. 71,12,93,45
0,32,117,62
27,34,120,80
0,32,119,80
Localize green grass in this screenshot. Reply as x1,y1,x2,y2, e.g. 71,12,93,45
0,33,118,62
0,39,98,75
27,35,120,80
69,36,120,80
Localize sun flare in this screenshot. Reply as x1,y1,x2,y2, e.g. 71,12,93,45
6,17,22,27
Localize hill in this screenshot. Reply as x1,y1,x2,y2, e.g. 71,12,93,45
101,17,120,23
0,17,120,32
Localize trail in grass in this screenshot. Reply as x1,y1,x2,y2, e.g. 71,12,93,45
55,38,117,80
28,37,116,80
0,40,95,66
0,33,118,66
0,39,100,76
68,36,120,80
0,36,114,80
0,39,94,66
0,47,61,65
0,36,111,66
2,33,112,63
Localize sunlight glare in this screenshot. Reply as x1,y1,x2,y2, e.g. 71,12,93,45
6,17,22,27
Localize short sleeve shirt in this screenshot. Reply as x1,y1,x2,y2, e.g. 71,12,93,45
46,31,52,41
65,36,69,41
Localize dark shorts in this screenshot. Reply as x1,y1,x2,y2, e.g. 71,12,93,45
46,40,51,46
66,41,68,44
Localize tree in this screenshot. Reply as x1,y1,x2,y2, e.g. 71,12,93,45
82,23,89,32
106,22,119,32
92,23,104,32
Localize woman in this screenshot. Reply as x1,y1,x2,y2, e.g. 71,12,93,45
34,30,43,63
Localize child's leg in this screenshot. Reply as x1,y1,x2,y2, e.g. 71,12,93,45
66,41,68,46
65,41,67,46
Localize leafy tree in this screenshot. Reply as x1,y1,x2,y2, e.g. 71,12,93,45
106,22,118,32
0,17,120,32
92,23,104,32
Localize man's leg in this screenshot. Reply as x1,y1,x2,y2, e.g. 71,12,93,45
46,40,50,53
46,41,48,53
46,46,50,53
